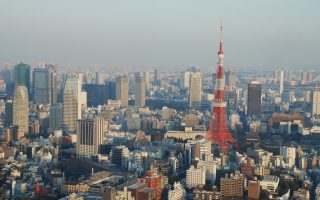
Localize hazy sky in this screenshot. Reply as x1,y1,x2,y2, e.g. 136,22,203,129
0,0,319,70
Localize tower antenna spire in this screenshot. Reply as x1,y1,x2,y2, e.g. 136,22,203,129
206,25,238,154
219,24,223,55
220,24,223,41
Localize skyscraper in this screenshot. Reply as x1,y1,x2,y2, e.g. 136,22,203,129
49,104,63,131
135,75,146,107
225,70,237,92
154,69,159,82
95,71,104,84
179,70,191,89
312,85,320,115
279,70,284,97
1,67,13,84
62,75,82,134
32,64,57,105
189,72,202,109
116,75,129,106
14,63,30,94
12,86,29,135
5,100,13,127
106,81,117,100
301,71,313,85
247,81,262,115
48,64,58,105
76,117,104,159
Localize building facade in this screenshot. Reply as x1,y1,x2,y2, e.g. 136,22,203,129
247,81,262,115
12,86,29,135
116,75,129,106
76,117,104,159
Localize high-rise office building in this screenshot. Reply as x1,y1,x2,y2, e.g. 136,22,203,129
280,146,296,168
135,75,146,107
301,71,313,85
62,76,82,134
12,86,29,135
154,69,159,82
312,86,320,115
116,75,129,106
1,67,13,84
14,63,30,94
179,71,191,89
143,71,150,85
247,81,262,115
197,160,217,184
95,71,104,84
106,81,117,100
49,65,58,105
76,117,104,159
83,84,110,107
49,104,63,131
32,64,57,105
279,70,284,97
225,70,237,92
5,100,13,127
189,72,202,109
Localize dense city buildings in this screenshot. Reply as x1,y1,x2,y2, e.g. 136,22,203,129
0,17,320,200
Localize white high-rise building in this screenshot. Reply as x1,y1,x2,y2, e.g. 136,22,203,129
12,86,29,135
169,156,178,175
197,159,217,183
312,86,320,115
280,70,284,97
280,146,296,168
76,117,104,159
189,72,202,109
186,165,205,189
62,75,82,134
168,182,186,200
179,71,191,89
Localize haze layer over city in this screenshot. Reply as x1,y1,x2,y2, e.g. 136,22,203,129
0,1,320,200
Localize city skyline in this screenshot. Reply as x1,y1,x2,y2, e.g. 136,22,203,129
0,0,319,70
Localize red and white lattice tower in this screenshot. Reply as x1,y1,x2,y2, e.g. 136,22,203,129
206,26,238,154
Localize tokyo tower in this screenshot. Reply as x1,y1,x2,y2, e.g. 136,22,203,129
206,26,238,154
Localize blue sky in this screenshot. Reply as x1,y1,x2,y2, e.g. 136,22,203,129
0,0,319,70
